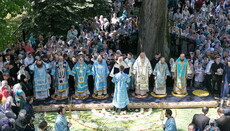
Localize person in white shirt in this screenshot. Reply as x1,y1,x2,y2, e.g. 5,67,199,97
24,52,34,67
204,55,215,93
111,13,119,25
194,63,205,89
173,9,183,20
182,6,190,18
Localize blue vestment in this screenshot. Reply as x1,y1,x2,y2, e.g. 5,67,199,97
92,60,109,92
51,61,72,96
112,72,130,108
171,58,191,94
153,62,171,94
55,114,69,131
72,62,91,94
29,63,50,99
164,117,177,131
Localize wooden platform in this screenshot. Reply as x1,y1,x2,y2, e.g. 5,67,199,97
33,100,218,112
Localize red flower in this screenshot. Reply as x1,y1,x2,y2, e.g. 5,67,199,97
136,115,138,117
115,116,118,118
145,110,149,112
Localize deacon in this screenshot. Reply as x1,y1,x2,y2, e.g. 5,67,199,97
153,57,171,95
124,52,135,90
133,52,152,96
55,106,71,131
29,59,50,99
72,57,91,98
112,65,130,114
171,54,192,95
92,55,109,96
51,55,72,100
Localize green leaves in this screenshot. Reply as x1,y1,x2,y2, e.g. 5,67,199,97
0,0,29,50
21,0,110,39
0,0,110,49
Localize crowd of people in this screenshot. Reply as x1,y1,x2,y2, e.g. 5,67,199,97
0,0,230,130
168,0,230,98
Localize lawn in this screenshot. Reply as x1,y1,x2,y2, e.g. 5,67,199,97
34,108,219,131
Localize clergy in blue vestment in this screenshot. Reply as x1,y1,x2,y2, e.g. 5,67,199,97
51,56,72,100
112,65,130,113
124,53,135,90
29,59,50,99
72,57,91,97
153,57,171,95
92,55,109,96
55,106,71,131
171,54,191,95
163,109,177,131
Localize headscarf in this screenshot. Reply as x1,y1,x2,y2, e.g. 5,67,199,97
0,117,10,130
16,90,24,96
2,88,10,99
0,93,3,102
0,101,11,112
13,83,22,95
0,96,15,112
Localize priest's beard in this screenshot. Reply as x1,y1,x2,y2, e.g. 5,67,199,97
141,58,145,63
36,62,43,68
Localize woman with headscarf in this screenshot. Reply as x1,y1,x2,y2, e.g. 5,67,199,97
1,80,11,104
15,90,25,113
17,65,30,81
0,96,16,119
13,83,26,101
0,117,13,131
19,74,31,97
203,119,220,131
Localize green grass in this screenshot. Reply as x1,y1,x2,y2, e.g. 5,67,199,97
34,108,219,131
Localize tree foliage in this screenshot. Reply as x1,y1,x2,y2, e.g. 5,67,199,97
0,0,29,49
22,0,110,39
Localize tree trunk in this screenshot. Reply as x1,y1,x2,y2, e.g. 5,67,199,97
138,0,170,60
